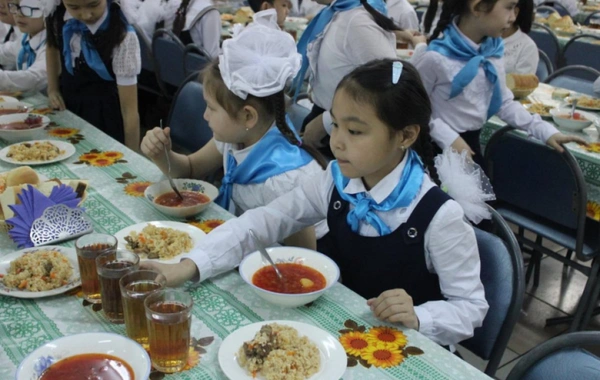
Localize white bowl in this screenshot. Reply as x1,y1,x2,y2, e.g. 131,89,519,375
15,332,151,380
0,101,33,115
145,178,219,218
0,113,49,143
550,107,596,131
239,247,340,308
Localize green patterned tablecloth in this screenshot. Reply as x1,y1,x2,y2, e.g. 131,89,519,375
0,94,490,379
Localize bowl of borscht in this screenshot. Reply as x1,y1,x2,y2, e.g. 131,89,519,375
239,246,340,308
145,179,219,218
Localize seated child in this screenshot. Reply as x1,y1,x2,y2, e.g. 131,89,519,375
248,0,292,29
143,59,489,348
502,0,538,75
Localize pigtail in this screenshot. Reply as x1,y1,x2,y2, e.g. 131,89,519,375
45,4,67,49
414,125,441,186
359,0,402,32
270,91,328,169
516,0,534,33
423,0,438,34
429,0,456,41
94,2,128,61
172,0,193,37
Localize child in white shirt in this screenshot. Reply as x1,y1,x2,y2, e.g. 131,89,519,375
141,10,327,249
413,0,585,167
502,0,538,75
0,0,47,92
387,0,419,30
248,0,292,29
143,59,489,348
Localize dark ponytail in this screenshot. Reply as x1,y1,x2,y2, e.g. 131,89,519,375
515,0,534,33
430,0,499,41
423,0,439,34
172,0,193,37
46,4,67,49
359,0,402,31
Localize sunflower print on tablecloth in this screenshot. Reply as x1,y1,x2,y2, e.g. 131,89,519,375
580,142,600,154
74,149,127,167
587,201,600,221
339,320,423,369
124,181,152,197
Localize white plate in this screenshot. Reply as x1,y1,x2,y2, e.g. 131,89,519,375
0,96,19,103
0,246,81,299
114,221,206,264
566,96,600,112
524,103,555,119
218,320,347,380
0,140,76,165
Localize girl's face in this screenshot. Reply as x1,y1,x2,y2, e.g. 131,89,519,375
477,0,518,37
329,88,408,190
203,88,248,144
63,0,106,25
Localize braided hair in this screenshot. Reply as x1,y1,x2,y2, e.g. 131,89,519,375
429,0,498,41
359,0,402,31
515,0,534,33
336,59,440,185
423,0,440,34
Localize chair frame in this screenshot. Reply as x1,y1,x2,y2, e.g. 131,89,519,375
544,64,600,89
182,44,211,78
131,23,162,97
535,4,561,16
537,49,554,81
560,34,600,68
152,28,187,99
506,332,600,380
539,1,570,16
584,10,600,25
166,71,204,131
530,23,561,69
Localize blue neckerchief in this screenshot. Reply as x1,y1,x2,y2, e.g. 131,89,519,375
291,0,387,99
215,126,313,210
428,22,505,118
17,34,45,70
331,149,425,236
62,11,113,80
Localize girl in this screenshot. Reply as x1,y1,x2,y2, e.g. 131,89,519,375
248,0,292,30
143,59,489,347
141,10,327,249
421,0,442,36
45,0,141,150
413,0,585,167
502,0,538,74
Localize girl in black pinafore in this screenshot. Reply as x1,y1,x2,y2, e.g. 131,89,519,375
45,0,140,149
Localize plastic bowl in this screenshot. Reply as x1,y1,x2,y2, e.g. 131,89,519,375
0,113,49,143
550,107,596,131
145,178,219,218
15,332,151,380
239,246,340,308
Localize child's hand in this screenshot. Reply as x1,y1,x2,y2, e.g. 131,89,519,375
450,136,475,158
367,289,419,330
48,91,65,111
141,126,172,159
546,132,588,153
140,259,198,287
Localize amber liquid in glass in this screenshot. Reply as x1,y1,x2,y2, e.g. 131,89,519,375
77,244,115,304
147,301,191,373
122,280,163,348
98,261,135,323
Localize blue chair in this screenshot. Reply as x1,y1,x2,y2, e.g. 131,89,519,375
132,23,154,72
288,103,310,133
539,1,570,16
415,5,428,23
530,23,561,69
584,10,600,25
183,44,211,78
506,332,600,380
544,65,600,96
167,72,213,154
152,29,187,99
561,34,600,72
460,207,524,377
536,49,554,82
483,126,600,332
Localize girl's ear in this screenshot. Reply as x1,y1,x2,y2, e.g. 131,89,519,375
241,105,260,130
397,124,421,150
469,0,487,16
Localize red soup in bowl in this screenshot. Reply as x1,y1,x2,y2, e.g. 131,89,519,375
154,191,210,208
252,263,326,294
39,353,133,380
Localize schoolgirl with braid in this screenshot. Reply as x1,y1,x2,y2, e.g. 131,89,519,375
412,0,585,168
141,10,327,250
143,58,490,348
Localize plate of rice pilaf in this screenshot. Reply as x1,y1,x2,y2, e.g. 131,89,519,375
0,246,81,298
219,321,347,380
0,140,76,165
114,221,206,264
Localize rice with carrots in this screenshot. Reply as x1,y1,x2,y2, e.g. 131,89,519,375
237,323,320,380
124,224,193,260
2,250,73,291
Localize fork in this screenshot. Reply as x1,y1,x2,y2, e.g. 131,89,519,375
161,119,184,201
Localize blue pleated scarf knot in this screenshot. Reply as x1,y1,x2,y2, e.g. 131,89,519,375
292,0,387,99
17,33,44,70
428,22,505,118
331,149,425,236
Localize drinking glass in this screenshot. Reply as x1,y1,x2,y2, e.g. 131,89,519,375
75,233,117,304
96,250,139,323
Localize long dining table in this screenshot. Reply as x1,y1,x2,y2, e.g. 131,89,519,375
0,93,491,379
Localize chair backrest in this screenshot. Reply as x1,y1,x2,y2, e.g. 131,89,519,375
152,29,187,97
561,34,600,73
530,23,561,69
584,11,600,25
544,65,600,96
183,44,211,77
167,72,213,153
539,1,570,16
132,23,154,72
536,49,554,81
460,207,524,377
483,127,587,251
506,332,600,380
287,103,311,133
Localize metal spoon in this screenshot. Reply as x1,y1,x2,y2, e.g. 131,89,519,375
249,229,284,282
571,98,579,119
161,119,184,201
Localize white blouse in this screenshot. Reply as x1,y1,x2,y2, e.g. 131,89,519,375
0,30,47,92
64,8,141,86
412,23,557,149
183,154,489,347
387,0,419,30
503,28,539,75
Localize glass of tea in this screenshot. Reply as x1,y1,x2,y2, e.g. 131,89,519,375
145,289,193,373
120,270,166,349
96,250,140,323
75,233,118,304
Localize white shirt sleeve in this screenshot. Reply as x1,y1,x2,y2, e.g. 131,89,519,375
512,34,539,75
415,200,489,346
189,9,221,58
0,38,19,68
0,42,47,92
396,7,419,31
346,16,397,66
112,30,141,86
183,165,333,280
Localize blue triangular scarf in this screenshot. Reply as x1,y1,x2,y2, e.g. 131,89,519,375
17,34,45,70
215,127,313,210
331,149,425,236
291,0,388,99
428,22,505,118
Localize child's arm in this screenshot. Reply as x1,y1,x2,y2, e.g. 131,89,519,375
117,84,140,150
191,10,221,58
46,45,66,110
0,44,47,92
0,39,18,68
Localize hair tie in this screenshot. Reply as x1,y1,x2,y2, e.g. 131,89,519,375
392,61,403,84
